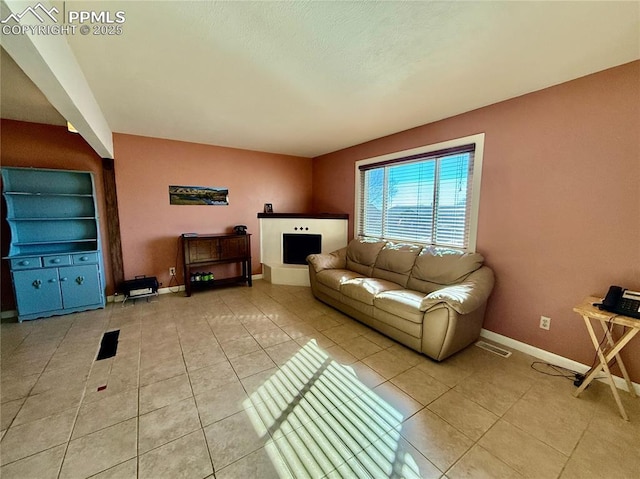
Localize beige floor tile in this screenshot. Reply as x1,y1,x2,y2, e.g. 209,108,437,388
12,385,83,426
215,445,292,479
139,397,201,453
478,420,568,479
322,324,363,344
400,408,473,472
559,429,640,479
59,417,137,478
0,373,40,403
302,314,341,332
230,349,277,378
362,349,414,379
339,335,383,360
281,322,319,339
182,344,226,372
325,344,359,365
0,444,65,479
502,393,589,455
447,444,524,479
204,409,267,470
195,380,248,426
357,431,443,479
90,458,137,478
428,390,499,441
188,359,238,395
371,381,424,423
138,429,213,479
72,388,138,439
416,358,473,388
31,363,91,395
390,365,451,405
271,416,352,477
344,361,387,390
139,355,186,387
295,333,337,349
265,342,302,366
454,373,525,416
221,336,261,358
252,328,292,348
0,398,24,430
2,282,639,479
139,373,192,414
240,367,282,397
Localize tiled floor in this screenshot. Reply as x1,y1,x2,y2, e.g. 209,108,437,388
1,280,639,478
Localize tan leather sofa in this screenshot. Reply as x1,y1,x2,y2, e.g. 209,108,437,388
307,238,495,361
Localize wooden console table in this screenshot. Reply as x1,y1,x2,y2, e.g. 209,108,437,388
182,234,252,297
573,296,639,420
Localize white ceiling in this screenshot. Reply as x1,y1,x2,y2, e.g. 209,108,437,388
2,1,639,158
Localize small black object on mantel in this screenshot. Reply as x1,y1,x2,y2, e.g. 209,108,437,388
263,203,273,213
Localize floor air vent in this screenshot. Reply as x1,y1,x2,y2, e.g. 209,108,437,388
475,340,512,358
96,330,120,360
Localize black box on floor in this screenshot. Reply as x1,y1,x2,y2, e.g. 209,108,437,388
120,275,159,298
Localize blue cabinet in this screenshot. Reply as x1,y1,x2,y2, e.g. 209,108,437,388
2,167,105,321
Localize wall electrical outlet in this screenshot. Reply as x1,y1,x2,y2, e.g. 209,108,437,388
540,316,551,330
169,267,176,276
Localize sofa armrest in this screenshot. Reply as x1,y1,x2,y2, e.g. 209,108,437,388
420,266,495,314
307,247,347,273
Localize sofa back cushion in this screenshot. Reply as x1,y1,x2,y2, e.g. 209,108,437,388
372,243,422,287
407,247,484,293
346,238,386,276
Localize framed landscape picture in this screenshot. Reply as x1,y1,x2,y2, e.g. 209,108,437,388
169,185,229,205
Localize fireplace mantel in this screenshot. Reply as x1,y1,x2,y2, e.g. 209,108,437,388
257,212,348,219
259,213,349,286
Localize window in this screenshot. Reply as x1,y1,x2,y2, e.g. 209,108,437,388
355,134,484,251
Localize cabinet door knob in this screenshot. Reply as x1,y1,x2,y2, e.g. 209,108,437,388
32,279,42,289
76,276,85,285
49,278,57,283
60,277,68,282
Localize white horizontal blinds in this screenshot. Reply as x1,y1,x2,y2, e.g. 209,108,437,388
359,144,475,248
360,168,384,237
385,161,435,242
434,152,473,247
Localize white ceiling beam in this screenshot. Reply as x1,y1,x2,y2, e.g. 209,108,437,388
0,0,113,158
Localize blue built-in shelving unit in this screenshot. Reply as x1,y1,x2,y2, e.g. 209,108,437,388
2,167,106,321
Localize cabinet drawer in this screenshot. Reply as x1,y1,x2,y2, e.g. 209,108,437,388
43,255,71,267
10,257,42,270
72,253,98,264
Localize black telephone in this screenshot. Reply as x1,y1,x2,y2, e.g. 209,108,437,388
598,285,640,319
233,225,247,235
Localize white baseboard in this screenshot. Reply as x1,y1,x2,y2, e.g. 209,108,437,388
481,329,640,395
1,309,17,319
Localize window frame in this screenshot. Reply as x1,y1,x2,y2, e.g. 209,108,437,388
354,133,485,252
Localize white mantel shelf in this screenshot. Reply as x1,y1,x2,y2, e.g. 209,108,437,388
259,213,349,286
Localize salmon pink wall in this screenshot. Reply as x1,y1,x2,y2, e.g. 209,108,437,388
0,119,113,309
312,61,640,382
113,134,312,287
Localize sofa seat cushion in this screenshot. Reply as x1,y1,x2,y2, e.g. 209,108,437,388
374,289,428,324
316,269,364,291
341,278,403,306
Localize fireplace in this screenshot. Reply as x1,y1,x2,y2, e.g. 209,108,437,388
259,213,348,286
283,234,322,265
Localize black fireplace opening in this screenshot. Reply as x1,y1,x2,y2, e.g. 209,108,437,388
283,234,322,265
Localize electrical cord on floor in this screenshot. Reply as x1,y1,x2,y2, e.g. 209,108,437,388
531,319,613,387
